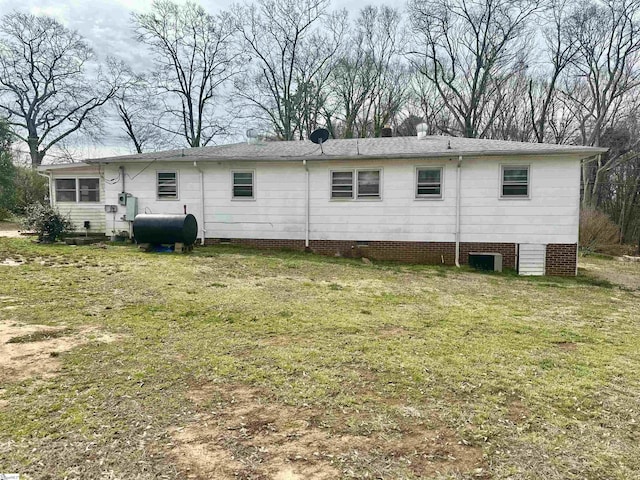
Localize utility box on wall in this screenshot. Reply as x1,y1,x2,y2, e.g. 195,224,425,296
125,196,138,221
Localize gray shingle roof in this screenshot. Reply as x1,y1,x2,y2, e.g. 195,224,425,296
85,136,607,164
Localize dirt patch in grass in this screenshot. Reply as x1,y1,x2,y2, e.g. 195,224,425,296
0,321,119,382
171,384,484,480
580,256,640,291
0,222,23,238
0,257,24,266
553,341,577,351
379,325,409,337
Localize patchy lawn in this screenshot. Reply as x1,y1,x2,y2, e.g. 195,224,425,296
0,239,638,480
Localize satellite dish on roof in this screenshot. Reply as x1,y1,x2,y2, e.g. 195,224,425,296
309,128,330,154
310,128,329,144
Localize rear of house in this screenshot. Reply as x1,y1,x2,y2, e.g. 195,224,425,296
68,135,605,276
39,163,106,235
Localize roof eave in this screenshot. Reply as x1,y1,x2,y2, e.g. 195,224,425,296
85,147,609,164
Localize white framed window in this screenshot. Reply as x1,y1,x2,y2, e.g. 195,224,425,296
55,178,100,203
232,170,254,199
501,165,529,198
78,178,100,202
55,179,77,202
330,169,381,200
357,170,380,199
331,171,354,198
416,167,443,198
157,171,178,200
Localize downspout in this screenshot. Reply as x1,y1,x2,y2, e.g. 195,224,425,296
303,159,310,248
455,155,463,268
120,166,125,195
193,161,206,245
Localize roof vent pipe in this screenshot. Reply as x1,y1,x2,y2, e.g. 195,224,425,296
416,123,428,139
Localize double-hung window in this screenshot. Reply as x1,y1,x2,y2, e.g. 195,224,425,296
157,171,178,200
232,171,254,199
331,169,381,200
357,170,380,199
55,179,77,202
78,179,100,202
416,167,442,198
501,165,529,198
55,178,100,202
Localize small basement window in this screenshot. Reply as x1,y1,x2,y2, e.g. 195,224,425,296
78,178,100,202
232,171,254,198
501,165,529,198
55,179,77,202
416,167,442,198
157,171,178,199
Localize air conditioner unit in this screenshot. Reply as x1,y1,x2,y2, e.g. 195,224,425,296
468,252,503,272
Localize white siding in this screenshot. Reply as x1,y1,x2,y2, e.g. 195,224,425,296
518,244,547,276
459,157,580,244
102,154,581,245
50,166,106,234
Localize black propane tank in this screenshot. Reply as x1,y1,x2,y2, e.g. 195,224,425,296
133,214,198,245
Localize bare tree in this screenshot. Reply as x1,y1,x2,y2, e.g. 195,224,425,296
486,70,534,141
107,60,168,154
526,0,578,143
133,0,240,148
233,0,345,140
326,6,405,138
0,12,119,167
563,0,640,207
408,72,455,134
408,0,543,138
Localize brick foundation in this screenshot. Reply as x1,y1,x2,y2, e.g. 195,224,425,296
205,238,508,267
545,243,577,276
203,238,577,275
459,243,517,269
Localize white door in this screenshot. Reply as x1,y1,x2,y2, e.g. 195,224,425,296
518,244,546,276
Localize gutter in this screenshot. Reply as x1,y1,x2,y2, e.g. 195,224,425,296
455,155,463,268
193,161,206,245
303,159,309,248
84,147,609,165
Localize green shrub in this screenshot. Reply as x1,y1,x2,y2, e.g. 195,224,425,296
12,167,48,215
21,203,72,242
0,207,11,221
0,151,16,213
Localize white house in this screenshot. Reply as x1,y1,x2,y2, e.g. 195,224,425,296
39,135,607,276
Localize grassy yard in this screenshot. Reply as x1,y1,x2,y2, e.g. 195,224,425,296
0,239,638,479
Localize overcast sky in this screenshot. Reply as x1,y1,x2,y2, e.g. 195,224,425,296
1,0,384,161
0,0,376,65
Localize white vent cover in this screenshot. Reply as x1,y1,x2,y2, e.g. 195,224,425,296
518,244,546,276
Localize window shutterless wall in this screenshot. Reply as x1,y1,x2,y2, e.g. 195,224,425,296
102,155,581,246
